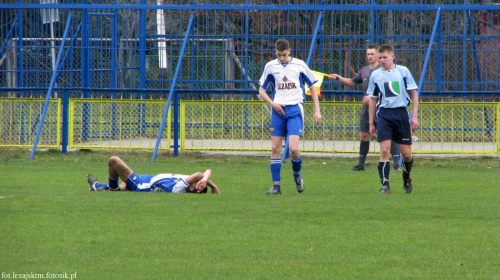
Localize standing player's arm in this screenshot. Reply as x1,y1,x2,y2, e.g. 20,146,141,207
368,97,377,136
259,87,285,116
309,86,322,124
409,89,419,131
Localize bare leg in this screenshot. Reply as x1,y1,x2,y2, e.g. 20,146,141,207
107,156,134,190
108,156,134,182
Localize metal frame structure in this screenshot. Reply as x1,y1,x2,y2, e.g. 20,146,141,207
0,2,499,158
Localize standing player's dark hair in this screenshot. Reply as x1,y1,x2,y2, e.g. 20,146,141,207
367,44,378,50
378,44,394,54
275,39,290,52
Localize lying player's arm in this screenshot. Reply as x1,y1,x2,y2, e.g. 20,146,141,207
207,179,221,194
195,169,212,192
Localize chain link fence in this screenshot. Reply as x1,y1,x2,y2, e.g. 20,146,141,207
181,101,499,154
69,99,171,150
0,98,60,148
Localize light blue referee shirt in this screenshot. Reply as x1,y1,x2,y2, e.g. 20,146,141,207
367,65,418,109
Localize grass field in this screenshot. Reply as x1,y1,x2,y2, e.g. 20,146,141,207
1,150,499,279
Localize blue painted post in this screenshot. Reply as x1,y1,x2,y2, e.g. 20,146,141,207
243,0,250,138
173,91,179,156
151,13,195,162
436,15,442,93
462,8,468,93
30,13,73,160
16,1,23,95
138,0,147,136
62,90,69,154
418,8,441,99
0,17,17,60
81,3,90,142
466,10,482,91
369,0,375,43
111,5,117,138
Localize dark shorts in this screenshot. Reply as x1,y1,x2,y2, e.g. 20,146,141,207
359,104,369,133
376,107,412,145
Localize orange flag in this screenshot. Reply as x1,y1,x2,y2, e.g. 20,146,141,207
305,71,328,98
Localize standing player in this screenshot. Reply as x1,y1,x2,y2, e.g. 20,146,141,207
367,44,419,194
328,44,401,172
86,156,220,194
259,39,322,195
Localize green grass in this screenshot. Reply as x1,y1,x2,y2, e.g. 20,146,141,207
1,150,499,279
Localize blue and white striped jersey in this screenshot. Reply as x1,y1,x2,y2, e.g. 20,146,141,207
367,65,418,109
259,58,318,105
150,174,190,193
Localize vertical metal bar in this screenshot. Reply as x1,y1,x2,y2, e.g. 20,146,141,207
16,0,23,91
152,12,194,162
436,13,442,93
244,0,250,98
30,12,73,160
139,0,146,96
0,17,17,60
418,8,441,98
139,0,147,136
62,90,69,154
462,8,467,92
81,3,90,142
111,3,118,138
369,0,375,43
466,10,482,91
173,91,179,156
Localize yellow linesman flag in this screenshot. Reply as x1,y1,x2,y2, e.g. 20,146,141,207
305,71,328,98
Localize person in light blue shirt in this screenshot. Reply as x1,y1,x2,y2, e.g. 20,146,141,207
329,44,401,172
367,44,419,195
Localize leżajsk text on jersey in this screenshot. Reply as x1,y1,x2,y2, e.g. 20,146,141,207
259,58,318,105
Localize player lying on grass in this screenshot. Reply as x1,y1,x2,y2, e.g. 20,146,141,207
86,156,221,194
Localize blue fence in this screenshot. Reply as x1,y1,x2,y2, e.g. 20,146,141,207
0,1,499,156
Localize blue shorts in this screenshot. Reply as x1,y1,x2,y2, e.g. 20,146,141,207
376,107,412,145
125,173,155,191
270,104,304,137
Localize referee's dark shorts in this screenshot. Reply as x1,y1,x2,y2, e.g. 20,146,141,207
376,107,412,145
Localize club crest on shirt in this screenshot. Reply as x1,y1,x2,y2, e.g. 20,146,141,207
278,76,297,90
384,81,401,97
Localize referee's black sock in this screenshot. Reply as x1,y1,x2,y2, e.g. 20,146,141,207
358,141,370,167
403,157,414,180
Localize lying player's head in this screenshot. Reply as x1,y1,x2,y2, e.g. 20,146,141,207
366,44,378,64
377,44,396,70
274,39,291,64
186,185,208,194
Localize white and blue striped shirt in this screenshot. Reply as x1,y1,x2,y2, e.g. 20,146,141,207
259,58,318,105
